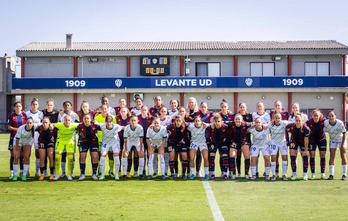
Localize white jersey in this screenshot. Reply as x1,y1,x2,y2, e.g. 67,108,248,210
249,127,270,147
124,124,144,143
160,116,172,127
146,126,167,147
252,112,271,125
25,110,43,126
159,116,171,147
130,107,142,116
288,113,308,124
268,121,290,144
15,125,35,144
187,123,206,144
324,119,346,142
58,111,79,123
100,124,123,146
108,107,116,116
168,109,178,118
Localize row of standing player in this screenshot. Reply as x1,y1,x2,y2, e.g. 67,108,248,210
8,96,347,181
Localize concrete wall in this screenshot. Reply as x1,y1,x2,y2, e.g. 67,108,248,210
292,55,342,76
24,94,74,112
142,93,180,109
238,92,289,113
22,55,343,78
292,92,342,118
183,92,234,112
238,55,288,76
25,57,74,77
77,57,127,77
185,56,234,77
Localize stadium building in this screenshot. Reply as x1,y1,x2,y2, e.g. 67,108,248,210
13,34,348,122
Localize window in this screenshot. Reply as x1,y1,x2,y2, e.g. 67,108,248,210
196,63,220,76
305,62,329,76
250,63,275,76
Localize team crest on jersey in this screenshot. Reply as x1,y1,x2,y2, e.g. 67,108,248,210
245,78,253,87
115,79,123,88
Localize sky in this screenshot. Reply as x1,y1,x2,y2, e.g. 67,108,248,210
1,0,348,57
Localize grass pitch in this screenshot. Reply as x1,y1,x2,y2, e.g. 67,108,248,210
0,134,347,220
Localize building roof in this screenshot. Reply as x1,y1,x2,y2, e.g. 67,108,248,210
17,40,348,52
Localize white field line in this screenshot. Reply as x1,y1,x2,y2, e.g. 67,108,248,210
202,180,225,221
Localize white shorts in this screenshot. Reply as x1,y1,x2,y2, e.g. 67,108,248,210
101,142,120,155
251,144,270,157
190,141,208,151
329,140,347,149
34,131,39,150
123,140,142,152
270,141,288,156
17,139,34,147
150,141,164,149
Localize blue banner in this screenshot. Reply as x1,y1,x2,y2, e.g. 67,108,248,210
12,76,348,90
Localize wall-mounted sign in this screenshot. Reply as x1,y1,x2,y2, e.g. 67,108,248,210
140,56,170,76
12,76,348,90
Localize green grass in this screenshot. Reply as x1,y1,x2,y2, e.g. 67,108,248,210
0,134,348,220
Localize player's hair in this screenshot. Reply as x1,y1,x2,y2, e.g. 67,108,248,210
254,117,263,124
105,115,113,122
154,96,162,101
119,98,126,104
295,113,303,121
200,101,208,107
274,113,282,119
152,113,160,123
186,97,199,113
140,105,152,118
193,115,202,122
233,113,244,122
160,106,168,115
178,106,186,115
221,99,228,107
120,107,131,118
213,113,222,122
63,101,72,107
238,102,248,114
135,96,143,103
83,113,91,120
31,98,39,105
274,100,283,107
46,98,54,104
170,99,179,108
101,95,108,104
174,115,186,132
256,102,265,113
26,117,35,138
291,102,300,117
42,116,51,123
311,108,323,119
328,110,336,117
130,112,138,121
13,101,22,107
79,101,89,115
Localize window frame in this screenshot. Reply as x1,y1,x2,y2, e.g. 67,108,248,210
195,62,221,77
249,62,275,76
304,62,330,76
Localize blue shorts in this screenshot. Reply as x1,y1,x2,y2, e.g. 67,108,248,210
80,143,99,153
39,142,54,150
309,140,327,152
210,143,228,155
8,137,14,151
290,143,305,152
168,142,187,153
